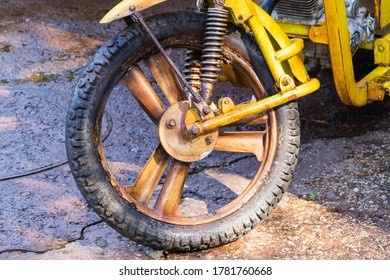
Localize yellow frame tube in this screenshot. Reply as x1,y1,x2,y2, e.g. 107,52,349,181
248,3,310,84
324,0,367,106
275,38,305,61
197,79,320,134
246,13,286,84
379,0,390,29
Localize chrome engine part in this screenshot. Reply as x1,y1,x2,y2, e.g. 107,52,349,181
273,0,375,67
346,0,375,53
273,0,375,48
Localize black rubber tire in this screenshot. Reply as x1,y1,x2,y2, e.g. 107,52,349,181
66,12,300,252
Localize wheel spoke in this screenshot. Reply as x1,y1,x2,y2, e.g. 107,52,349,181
124,65,166,124
125,145,170,205
153,160,190,216
146,53,184,105
214,131,265,161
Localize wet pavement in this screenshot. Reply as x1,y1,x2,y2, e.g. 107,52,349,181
0,0,389,260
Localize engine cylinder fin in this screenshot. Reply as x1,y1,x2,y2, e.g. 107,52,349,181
274,0,324,20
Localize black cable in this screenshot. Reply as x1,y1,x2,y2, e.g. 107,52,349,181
0,112,113,181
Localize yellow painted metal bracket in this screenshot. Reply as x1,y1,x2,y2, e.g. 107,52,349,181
375,34,390,65
308,23,329,45
223,0,253,25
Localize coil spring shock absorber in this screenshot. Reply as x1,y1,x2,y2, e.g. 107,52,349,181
183,50,202,94
183,1,207,97
200,7,229,104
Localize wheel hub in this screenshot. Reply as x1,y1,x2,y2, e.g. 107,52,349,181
158,101,218,163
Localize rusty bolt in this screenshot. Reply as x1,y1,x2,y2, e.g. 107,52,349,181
203,106,212,115
282,77,292,87
166,119,176,129
205,136,215,145
189,124,201,136
192,96,201,104
129,5,136,11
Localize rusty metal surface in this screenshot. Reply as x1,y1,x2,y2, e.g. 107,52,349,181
124,66,166,124
214,132,265,161
158,101,218,163
131,11,210,117
146,54,184,105
125,145,170,205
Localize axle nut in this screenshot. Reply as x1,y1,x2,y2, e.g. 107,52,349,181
203,106,212,115
205,136,214,145
166,119,176,129
189,125,201,136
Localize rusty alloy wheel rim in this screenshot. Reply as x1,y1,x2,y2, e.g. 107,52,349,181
103,41,278,226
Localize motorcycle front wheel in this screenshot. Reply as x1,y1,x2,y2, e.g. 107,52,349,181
66,12,300,252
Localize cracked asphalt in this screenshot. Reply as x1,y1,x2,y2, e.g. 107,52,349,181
0,0,389,260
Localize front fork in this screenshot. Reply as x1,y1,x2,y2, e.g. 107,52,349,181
134,0,320,135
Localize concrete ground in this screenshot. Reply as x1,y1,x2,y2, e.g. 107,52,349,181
0,0,389,260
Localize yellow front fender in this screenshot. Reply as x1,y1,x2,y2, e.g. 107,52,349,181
100,0,166,23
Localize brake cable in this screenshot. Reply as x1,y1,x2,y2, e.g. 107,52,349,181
130,10,213,117
0,112,113,182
